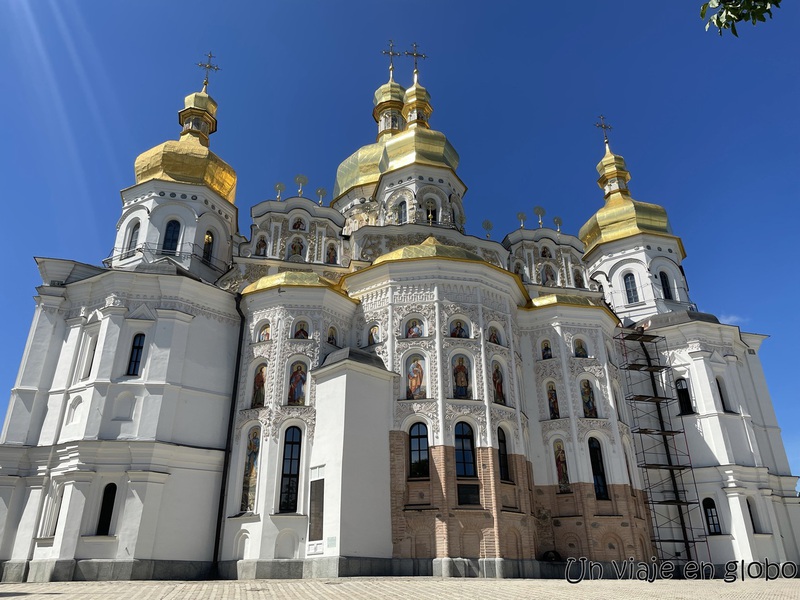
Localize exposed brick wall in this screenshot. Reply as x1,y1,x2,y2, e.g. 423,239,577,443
389,435,654,561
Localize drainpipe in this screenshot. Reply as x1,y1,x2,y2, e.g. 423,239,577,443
213,292,245,576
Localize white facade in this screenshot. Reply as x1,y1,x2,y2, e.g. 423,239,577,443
0,73,798,582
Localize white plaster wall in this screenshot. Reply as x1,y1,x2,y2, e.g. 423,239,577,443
311,362,394,558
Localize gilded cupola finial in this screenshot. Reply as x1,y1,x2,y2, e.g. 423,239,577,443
402,43,432,130
373,41,407,141
132,54,237,203
405,42,427,85
382,39,403,83
595,114,613,145
197,51,220,93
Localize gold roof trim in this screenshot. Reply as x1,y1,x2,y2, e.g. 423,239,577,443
525,293,619,321
242,271,335,295
372,236,483,265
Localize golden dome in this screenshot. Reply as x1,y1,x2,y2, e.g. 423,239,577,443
133,88,237,204
373,80,405,108
372,236,483,265
242,271,334,295
384,127,459,173
579,143,684,258
332,75,459,203
331,142,386,199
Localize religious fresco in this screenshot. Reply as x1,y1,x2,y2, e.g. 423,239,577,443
252,363,267,408
491,362,505,405
452,355,471,399
258,322,270,342
240,426,260,512
368,324,380,345
581,380,598,418
405,319,423,338
547,382,560,419
406,355,426,400
294,321,309,339
450,320,468,338
326,244,337,264
288,362,307,405
554,439,570,493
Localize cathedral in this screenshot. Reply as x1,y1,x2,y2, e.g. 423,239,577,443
0,54,798,582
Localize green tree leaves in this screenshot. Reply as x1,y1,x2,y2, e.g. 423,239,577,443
701,0,781,36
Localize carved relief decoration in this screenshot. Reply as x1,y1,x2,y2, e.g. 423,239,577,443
270,405,317,445
393,400,440,435
445,402,488,445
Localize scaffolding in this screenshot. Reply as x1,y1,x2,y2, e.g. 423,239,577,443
616,328,707,564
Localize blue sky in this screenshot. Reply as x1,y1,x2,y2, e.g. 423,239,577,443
1,1,798,479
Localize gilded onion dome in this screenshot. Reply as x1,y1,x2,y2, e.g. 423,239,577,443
579,142,684,258
332,71,460,202
134,87,237,203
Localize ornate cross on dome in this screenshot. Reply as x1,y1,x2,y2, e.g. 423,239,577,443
382,40,403,81
595,114,613,144
197,51,221,91
405,42,427,83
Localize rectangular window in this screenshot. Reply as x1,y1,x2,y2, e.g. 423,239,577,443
126,334,145,376
279,427,302,513
309,479,324,542
457,484,480,506
80,331,99,381
39,483,64,538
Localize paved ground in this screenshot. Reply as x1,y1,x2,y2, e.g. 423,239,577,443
0,578,798,600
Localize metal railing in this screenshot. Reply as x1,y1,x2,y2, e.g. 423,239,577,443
103,242,229,273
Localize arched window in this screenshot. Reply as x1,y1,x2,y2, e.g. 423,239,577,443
624,273,639,304
162,220,181,255
454,422,476,477
397,201,407,224
659,271,673,300
703,498,722,535
588,438,609,500
747,497,760,533
279,426,302,513
96,483,117,536
425,199,437,223
126,333,145,376
676,378,693,415
498,428,511,482
409,422,429,478
716,377,734,413
202,231,214,263
124,222,140,258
